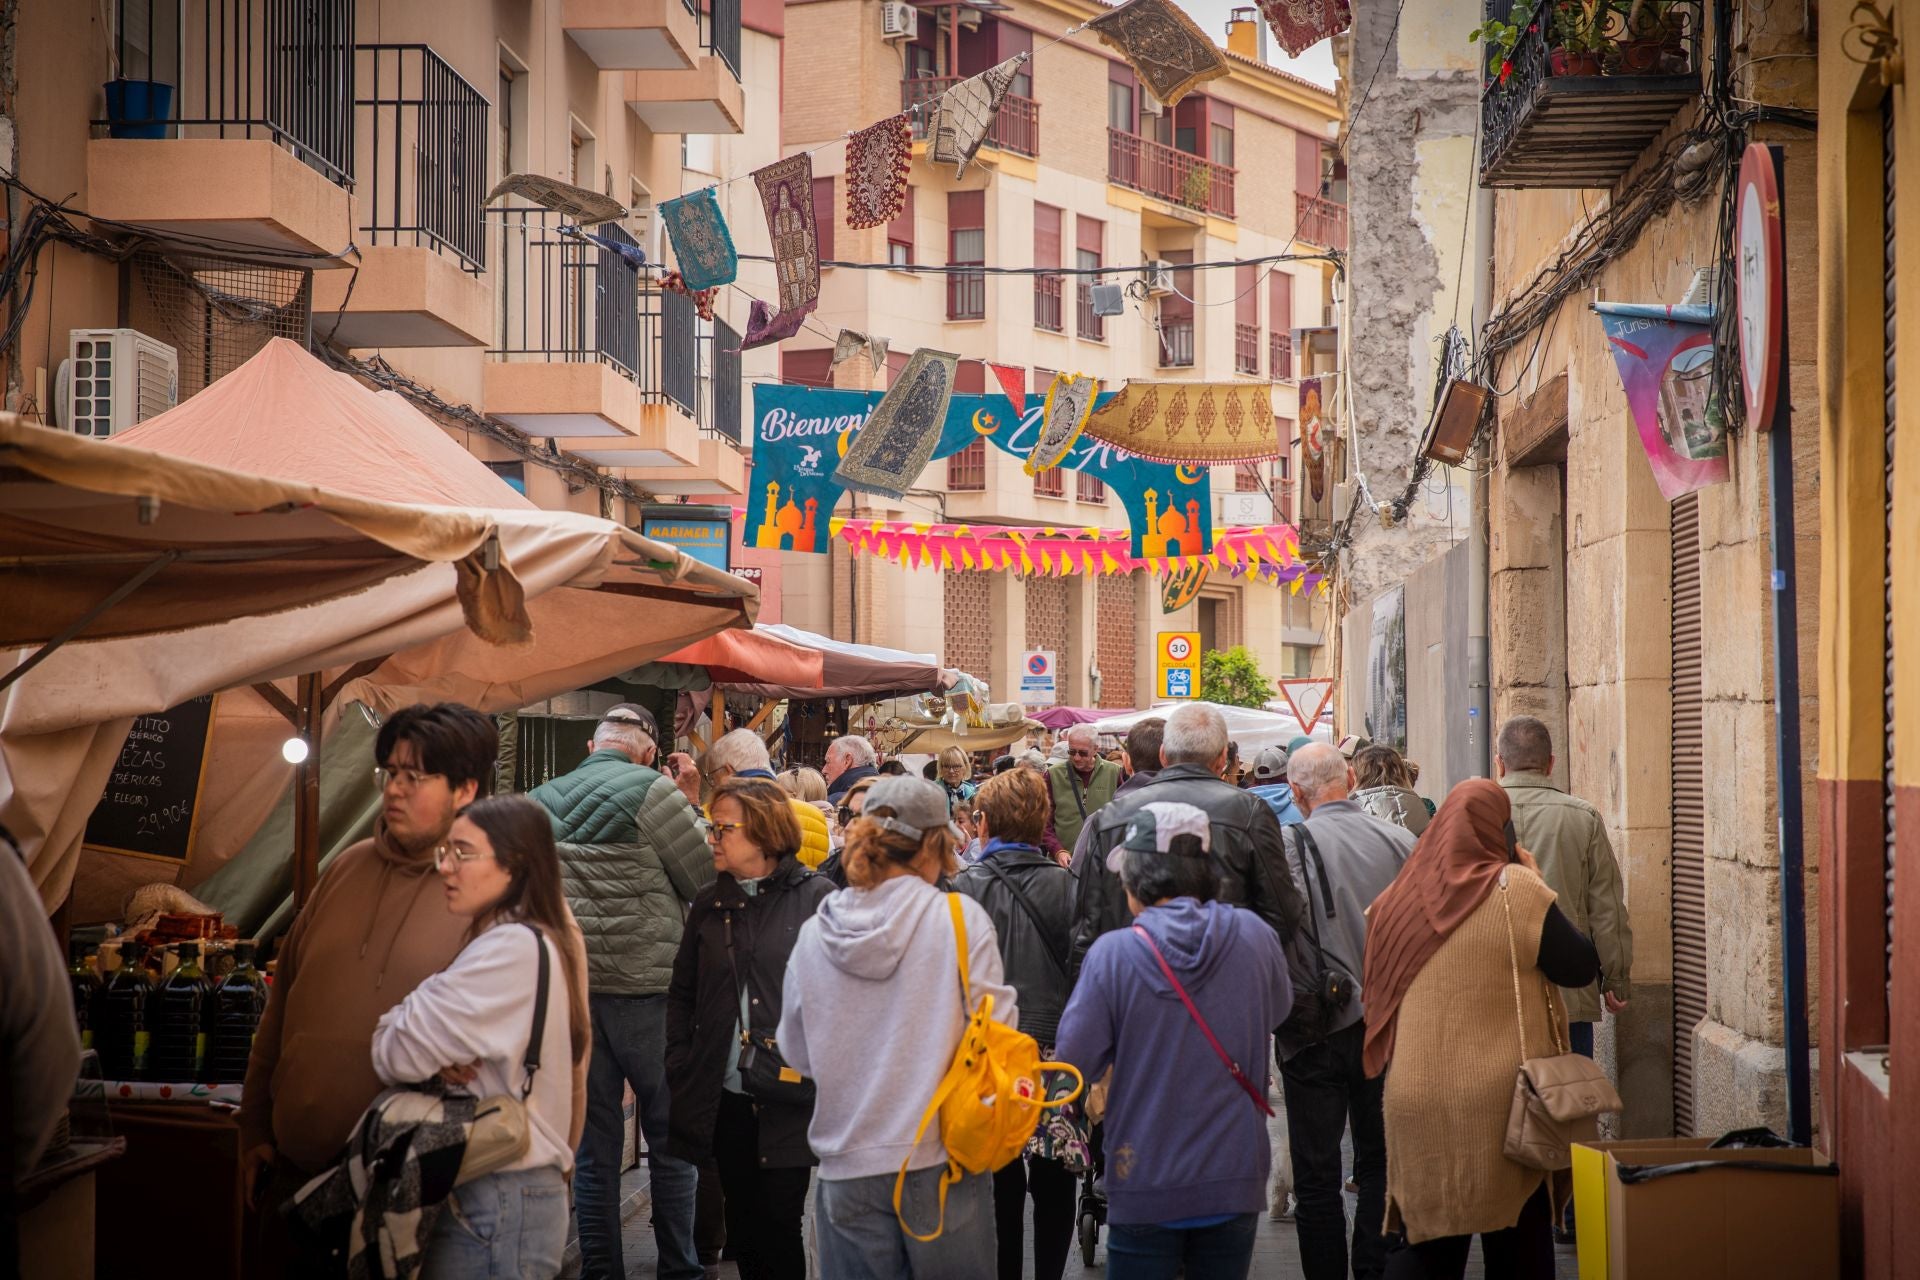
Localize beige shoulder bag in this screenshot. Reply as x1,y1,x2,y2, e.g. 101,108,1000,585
1497,873,1622,1171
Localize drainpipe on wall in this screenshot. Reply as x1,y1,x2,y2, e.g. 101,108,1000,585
1465,150,1495,779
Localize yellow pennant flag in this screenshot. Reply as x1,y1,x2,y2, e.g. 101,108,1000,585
1220,540,1240,565
1263,538,1282,562
1019,549,1035,574
829,517,847,537
870,519,886,533
1039,549,1055,575
1083,526,1102,537
940,546,954,569
912,522,930,536
1290,575,1304,596
1042,526,1057,537
1206,554,1220,570
1101,549,1121,574
1245,541,1263,566
961,546,976,570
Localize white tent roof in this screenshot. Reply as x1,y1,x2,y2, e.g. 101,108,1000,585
1087,701,1331,753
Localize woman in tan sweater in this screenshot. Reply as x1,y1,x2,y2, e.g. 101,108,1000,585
1362,780,1599,1280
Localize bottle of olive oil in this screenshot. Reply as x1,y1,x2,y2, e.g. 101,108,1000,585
95,940,154,1080
68,939,99,1052
151,943,211,1082
208,941,267,1084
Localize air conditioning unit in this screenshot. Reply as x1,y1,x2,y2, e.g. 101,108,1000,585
65,328,178,437
881,1,918,40
1140,91,1164,117
1143,259,1174,295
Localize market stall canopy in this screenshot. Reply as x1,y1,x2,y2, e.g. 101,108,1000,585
660,622,954,701
1086,701,1329,754
2,339,755,907
1031,705,1129,731
0,414,526,652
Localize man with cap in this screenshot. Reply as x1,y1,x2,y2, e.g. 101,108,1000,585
530,704,712,1280
1248,745,1306,826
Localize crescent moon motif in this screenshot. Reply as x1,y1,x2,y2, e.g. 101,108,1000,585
971,409,1000,436
1175,463,1203,484
837,428,852,458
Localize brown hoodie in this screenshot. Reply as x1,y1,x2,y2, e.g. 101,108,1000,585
239,825,590,1174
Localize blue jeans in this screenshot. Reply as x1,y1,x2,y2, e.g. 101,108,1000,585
815,1165,995,1279
575,994,701,1280
421,1165,567,1279
1106,1213,1260,1279
1569,1022,1594,1058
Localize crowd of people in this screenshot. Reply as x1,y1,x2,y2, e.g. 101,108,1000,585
8,690,1636,1280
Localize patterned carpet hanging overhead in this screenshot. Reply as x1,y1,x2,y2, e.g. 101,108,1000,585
659,187,737,291
1257,0,1353,58
1025,374,1099,474
844,114,913,229
1080,382,1283,465
1087,0,1228,109
930,55,1030,177
832,349,961,499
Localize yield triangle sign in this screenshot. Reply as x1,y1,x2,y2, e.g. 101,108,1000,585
1273,677,1335,734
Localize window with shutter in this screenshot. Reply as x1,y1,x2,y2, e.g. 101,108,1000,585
812,178,835,263
948,190,985,320
1034,204,1063,332
1671,490,1707,1134
888,186,915,266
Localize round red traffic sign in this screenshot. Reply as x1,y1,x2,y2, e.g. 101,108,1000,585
1165,635,1193,662
1736,143,1784,432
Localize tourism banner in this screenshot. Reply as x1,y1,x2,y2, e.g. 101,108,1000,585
1595,301,1731,500
748,383,1213,559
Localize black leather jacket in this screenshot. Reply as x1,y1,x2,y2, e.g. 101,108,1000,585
1068,762,1306,979
665,855,832,1168
952,844,1075,1045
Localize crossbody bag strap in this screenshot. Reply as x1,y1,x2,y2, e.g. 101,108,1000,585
1064,767,1088,819
1130,925,1274,1117
1283,828,1334,972
522,923,551,1101
947,892,973,1011
981,859,1071,979
1293,825,1338,921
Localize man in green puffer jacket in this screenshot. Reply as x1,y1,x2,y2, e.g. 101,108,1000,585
529,704,713,1280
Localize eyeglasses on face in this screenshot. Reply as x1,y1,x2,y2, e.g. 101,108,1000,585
375,765,447,791
432,840,492,869
706,821,747,842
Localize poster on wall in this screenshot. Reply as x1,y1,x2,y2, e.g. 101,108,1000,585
1595,301,1730,500
749,384,1212,560
1366,587,1407,754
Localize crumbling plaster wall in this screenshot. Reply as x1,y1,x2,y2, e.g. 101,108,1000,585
1339,0,1480,604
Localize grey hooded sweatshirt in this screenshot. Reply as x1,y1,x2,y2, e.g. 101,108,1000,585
777,874,1020,1181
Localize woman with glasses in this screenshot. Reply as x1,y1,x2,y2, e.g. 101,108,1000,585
370,795,590,1279
666,777,832,1280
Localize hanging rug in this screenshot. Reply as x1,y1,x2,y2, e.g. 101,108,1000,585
845,115,913,229
833,349,961,499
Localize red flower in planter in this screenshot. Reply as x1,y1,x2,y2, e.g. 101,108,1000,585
1499,58,1514,83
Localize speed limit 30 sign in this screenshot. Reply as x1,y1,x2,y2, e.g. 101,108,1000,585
1157,631,1201,700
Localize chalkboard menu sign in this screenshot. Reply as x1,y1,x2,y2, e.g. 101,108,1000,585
83,694,217,863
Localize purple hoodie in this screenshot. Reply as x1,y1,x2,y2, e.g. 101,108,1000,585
1054,898,1291,1226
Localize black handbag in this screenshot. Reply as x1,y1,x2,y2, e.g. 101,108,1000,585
724,908,815,1107
1276,825,1356,1044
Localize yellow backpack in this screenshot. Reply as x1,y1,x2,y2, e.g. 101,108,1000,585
892,893,1085,1242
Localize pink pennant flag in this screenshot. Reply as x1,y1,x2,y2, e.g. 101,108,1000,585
987,362,1026,416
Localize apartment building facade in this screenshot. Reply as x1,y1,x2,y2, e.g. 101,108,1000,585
2,0,773,529
766,0,1343,708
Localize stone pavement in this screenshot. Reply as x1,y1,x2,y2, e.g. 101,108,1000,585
563,1110,1581,1278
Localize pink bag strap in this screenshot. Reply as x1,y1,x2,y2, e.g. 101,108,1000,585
1130,925,1275,1117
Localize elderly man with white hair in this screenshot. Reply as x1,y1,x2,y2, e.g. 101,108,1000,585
822,733,880,802
683,728,832,869
1044,724,1122,856
1068,703,1304,980
1272,740,1415,1280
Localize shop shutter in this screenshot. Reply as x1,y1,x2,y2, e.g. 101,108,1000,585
1670,490,1707,1134
1884,97,1899,997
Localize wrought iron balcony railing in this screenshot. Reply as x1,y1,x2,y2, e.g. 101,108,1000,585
903,77,1039,157
1035,275,1064,332
704,0,741,79
948,270,986,321
1479,0,1702,189
356,45,487,270
1107,129,1235,219
1158,319,1195,368
947,438,988,491
99,0,355,187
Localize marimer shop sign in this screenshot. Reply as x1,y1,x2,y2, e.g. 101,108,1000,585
748,383,1212,560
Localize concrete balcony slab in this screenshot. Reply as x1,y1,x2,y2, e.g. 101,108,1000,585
564,0,700,68
311,246,492,348
624,60,745,136
625,437,747,495
541,400,703,470
87,138,353,261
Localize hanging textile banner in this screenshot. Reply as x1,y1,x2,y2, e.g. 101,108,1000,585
813,517,1310,583
753,153,822,327
1025,373,1099,474
845,114,913,229
1087,0,1228,110
828,329,891,378
1162,559,1212,612
1257,0,1353,58
930,54,1029,177
1594,301,1730,500
832,349,962,499
1299,376,1330,502
659,187,738,291
742,297,815,349
1080,381,1281,465
749,384,1214,559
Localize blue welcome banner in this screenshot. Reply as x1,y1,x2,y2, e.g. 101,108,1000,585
746,383,1212,559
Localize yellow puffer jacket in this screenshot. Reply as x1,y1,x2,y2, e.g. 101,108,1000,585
791,798,831,869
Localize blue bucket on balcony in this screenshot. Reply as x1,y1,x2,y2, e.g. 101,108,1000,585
104,79,174,139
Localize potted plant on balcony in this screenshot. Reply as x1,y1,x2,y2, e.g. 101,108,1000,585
1468,1,1536,86
1178,166,1212,212
1613,0,1688,74
1545,0,1610,75
103,0,175,139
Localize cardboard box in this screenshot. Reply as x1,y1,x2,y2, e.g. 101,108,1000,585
1571,1137,1840,1279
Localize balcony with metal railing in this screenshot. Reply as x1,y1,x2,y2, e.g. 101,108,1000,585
482,209,706,475
1035,275,1064,333
948,270,986,322
1158,319,1195,369
1270,330,1294,381
623,0,744,135
560,0,702,70
1294,193,1348,250
1107,130,1235,219
1478,0,1701,189
1234,323,1260,375
947,438,988,492
903,77,1040,158
312,44,493,347
88,0,357,258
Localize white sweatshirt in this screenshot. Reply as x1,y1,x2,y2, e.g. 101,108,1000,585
372,921,574,1174
778,876,1018,1181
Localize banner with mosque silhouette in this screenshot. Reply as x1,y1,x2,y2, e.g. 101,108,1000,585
748,383,1212,559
